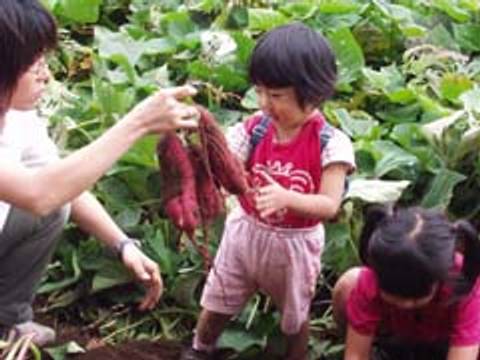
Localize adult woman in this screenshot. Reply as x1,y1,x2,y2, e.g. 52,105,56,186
0,0,198,345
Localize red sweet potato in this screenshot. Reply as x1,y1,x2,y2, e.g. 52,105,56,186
196,106,248,195
189,143,224,223
157,133,200,236
156,107,248,270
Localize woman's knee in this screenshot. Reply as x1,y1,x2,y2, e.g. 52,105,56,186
42,204,70,230
32,204,71,250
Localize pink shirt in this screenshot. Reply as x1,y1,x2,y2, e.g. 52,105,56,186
238,112,325,228
347,256,480,347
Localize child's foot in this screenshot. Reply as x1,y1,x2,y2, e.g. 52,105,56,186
180,347,211,360
0,321,56,346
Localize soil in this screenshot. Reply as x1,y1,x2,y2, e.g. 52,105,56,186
74,340,181,360
35,308,280,360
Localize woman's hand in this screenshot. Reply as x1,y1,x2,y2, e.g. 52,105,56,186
126,85,199,135
121,243,163,310
255,171,292,218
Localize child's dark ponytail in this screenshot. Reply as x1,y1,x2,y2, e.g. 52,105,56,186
454,220,480,296
359,205,392,265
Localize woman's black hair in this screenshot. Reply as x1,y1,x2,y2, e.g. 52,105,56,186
360,205,480,300
0,0,57,115
248,22,337,109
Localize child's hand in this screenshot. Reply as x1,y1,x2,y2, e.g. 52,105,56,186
255,171,292,218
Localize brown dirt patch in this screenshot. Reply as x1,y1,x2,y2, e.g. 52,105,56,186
74,340,181,360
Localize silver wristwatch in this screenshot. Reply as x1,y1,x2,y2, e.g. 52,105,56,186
114,237,141,260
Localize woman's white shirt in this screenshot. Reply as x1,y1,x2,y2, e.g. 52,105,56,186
0,110,58,230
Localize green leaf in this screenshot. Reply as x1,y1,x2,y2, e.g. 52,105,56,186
281,2,318,19
323,220,359,273
328,27,365,87
144,230,181,278
313,13,362,32
170,272,203,308
59,0,102,23
92,78,136,115
460,87,480,113
38,251,81,294
118,167,154,201
91,260,133,292
416,91,452,121
428,24,460,51
247,8,289,31
161,11,196,42
346,179,410,203
188,0,223,13
331,108,378,139
40,0,59,11
188,61,248,92
116,207,142,229
121,136,158,168
218,328,266,352
422,111,466,141
453,24,480,52
373,141,418,177
97,176,135,210
241,87,258,110
143,38,177,56
95,27,145,67
421,169,466,209
439,73,473,103
372,1,426,38
363,65,414,103
231,32,255,65
45,341,85,360
225,5,249,29
318,0,364,14
390,124,442,172
432,0,472,22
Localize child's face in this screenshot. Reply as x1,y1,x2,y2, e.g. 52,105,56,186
10,55,50,111
254,85,315,127
380,283,438,310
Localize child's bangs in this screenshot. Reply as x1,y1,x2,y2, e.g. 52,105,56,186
248,51,293,88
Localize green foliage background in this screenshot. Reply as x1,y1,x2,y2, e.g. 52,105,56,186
36,0,480,358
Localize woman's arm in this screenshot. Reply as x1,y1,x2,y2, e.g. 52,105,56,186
71,192,126,248
447,345,479,360
71,192,162,310
255,163,349,220
0,86,197,216
344,325,373,360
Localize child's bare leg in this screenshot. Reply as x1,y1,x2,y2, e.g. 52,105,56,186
285,318,310,360
193,308,232,351
331,267,361,333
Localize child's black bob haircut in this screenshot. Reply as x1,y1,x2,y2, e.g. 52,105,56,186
359,205,480,300
0,0,57,115
248,22,337,109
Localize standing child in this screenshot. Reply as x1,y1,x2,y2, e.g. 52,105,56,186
182,23,355,360
333,206,480,360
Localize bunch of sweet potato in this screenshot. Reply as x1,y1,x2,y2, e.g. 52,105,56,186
156,106,247,243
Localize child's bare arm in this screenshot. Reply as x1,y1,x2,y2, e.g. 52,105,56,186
255,163,349,220
344,325,372,360
447,345,479,360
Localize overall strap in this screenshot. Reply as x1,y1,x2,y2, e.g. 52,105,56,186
249,115,271,149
